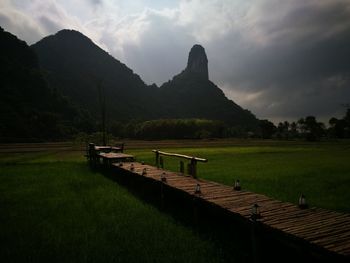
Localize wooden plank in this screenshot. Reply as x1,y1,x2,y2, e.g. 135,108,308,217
282,212,349,233
203,192,243,202
288,223,350,240
311,228,350,243
265,209,323,228
262,206,311,221
330,241,350,253
205,190,252,200
202,189,237,196
282,212,348,231
321,234,350,249
216,194,271,208
291,221,350,240
260,203,297,216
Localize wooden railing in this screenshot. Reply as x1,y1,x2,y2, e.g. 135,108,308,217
152,150,207,178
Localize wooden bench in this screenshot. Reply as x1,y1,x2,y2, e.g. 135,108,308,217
86,143,125,165
98,152,134,167
95,143,124,153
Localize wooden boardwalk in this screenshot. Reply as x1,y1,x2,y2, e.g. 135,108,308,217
112,161,350,260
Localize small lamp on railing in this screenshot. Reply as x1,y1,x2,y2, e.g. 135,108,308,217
142,168,147,175
233,179,241,191
195,183,201,194
161,172,167,182
130,163,134,171
251,203,261,221
298,194,308,209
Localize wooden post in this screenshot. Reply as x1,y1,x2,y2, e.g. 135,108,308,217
97,82,107,146
187,163,192,175
155,150,159,168
192,196,199,229
251,218,261,263
180,161,184,174
160,156,164,169
88,143,96,165
191,158,197,178
160,181,165,209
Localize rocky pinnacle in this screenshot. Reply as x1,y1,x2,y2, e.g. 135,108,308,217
186,44,209,79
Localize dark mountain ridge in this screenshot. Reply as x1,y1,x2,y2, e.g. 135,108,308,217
0,27,93,141
32,29,257,127
158,45,257,127
32,29,161,121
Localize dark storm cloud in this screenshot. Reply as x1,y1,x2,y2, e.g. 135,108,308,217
209,0,350,121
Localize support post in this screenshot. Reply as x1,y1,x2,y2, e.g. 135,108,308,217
191,158,197,178
88,143,96,165
155,150,159,168
251,219,261,263
160,156,164,169
192,196,199,230
180,161,184,174
160,181,165,209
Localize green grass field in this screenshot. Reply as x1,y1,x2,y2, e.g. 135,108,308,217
1,140,350,262
0,151,224,262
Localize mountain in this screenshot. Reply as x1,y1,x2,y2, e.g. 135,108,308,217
0,27,92,141
31,29,161,121
32,30,257,128
158,45,258,127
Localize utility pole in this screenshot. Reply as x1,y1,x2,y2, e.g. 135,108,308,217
97,81,107,146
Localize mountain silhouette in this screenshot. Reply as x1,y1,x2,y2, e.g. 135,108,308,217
32,30,257,127
32,29,161,121
158,44,257,127
0,27,92,141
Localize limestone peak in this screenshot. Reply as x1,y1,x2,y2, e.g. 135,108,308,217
186,44,208,79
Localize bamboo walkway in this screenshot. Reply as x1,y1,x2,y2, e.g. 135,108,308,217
112,161,350,260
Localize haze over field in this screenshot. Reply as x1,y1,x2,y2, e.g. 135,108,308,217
1,0,350,122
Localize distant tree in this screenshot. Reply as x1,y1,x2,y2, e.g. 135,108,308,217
297,118,305,134
110,121,124,138
329,117,338,127
329,117,343,138
290,121,298,138
345,108,350,122
345,109,350,137
328,108,350,138
299,116,325,141
276,121,290,139
134,119,225,140
259,120,276,139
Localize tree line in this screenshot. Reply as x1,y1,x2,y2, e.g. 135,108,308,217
258,109,350,141
73,109,350,143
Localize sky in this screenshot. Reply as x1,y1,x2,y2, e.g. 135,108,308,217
1,0,350,123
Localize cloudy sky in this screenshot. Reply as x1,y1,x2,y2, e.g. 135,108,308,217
1,0,350,123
